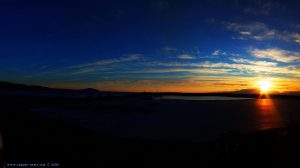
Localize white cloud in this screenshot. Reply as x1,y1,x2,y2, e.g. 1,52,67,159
177,54,196,59
240,31,252,35
141,68,231,74
230,58,277,67
192,61,300,77
294,33,300,45
250,48,300,63
212,50,227,56
225,22,268,34
140,59,300,77
224,22,295,43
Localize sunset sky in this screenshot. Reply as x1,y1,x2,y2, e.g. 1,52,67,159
1,0,300,93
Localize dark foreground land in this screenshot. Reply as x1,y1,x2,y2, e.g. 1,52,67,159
1,95,300,168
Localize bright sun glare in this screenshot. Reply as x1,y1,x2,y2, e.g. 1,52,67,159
258,80,271,93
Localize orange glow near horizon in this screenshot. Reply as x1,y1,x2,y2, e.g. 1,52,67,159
45,77,300,94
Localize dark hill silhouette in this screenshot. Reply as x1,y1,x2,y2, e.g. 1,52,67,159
0,81,102,97
232,89,260,94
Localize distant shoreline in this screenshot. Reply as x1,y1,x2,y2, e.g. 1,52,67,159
1,81,300,99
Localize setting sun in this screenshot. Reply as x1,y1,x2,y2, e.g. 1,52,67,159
258,80,271,93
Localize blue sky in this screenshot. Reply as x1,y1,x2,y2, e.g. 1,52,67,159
1,0,300,92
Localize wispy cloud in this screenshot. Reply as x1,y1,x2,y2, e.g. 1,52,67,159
224,22,298,44
294,33,300,45
142,61,185,67
239,31,252,35
225,22,268,34
250,48,300,63
63,54,143,75
230,58,277,67
177,54,196,59
141,68,232,74
68,67,113,75
140,59,300,77
197,61,300,77
161,46,178,55
213,82,248,86
28,54,143,77
71,54,142,69
243,1,282,15
212,50,227,56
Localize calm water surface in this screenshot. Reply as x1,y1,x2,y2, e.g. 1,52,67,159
156,95,253,100
32,98,300,141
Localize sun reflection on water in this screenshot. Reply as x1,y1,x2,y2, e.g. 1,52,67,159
255,98,283,130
